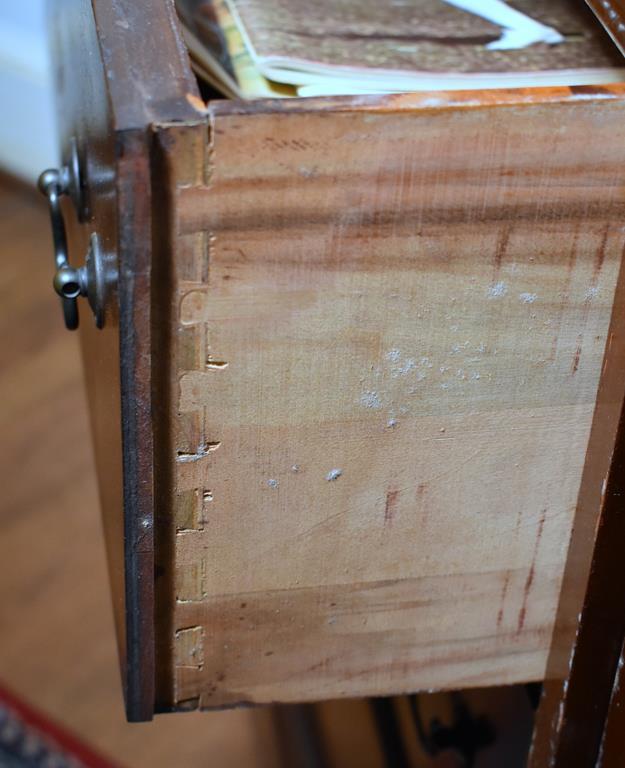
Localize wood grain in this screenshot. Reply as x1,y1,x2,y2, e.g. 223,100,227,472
152,88,625,708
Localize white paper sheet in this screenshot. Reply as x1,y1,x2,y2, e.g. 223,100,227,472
442,0,565,49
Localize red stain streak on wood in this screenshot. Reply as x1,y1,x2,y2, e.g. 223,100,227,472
518,509,547,633
416,483,429,527
548,334,559,365
547,224,579,364
497,571,511,629
515,505,524,534
572,336,583,374
493,226,511,276
593,225,609,279
384,490,400,526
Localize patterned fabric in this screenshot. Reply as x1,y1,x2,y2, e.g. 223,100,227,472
0,687,117,768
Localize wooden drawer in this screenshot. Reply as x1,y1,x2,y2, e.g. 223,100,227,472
47,0,625,759
161,92,623,708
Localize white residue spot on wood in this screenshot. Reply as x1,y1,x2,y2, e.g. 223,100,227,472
585,286,599,302
267,478,279,489
520,292,538,304
488,281,508,299
291,464,300,473
450,341,470,355
392,358,417,378
326,468,343,481
360,391,382,409
386,348,401,363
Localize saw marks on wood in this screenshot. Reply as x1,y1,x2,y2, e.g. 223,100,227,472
161,92,625,708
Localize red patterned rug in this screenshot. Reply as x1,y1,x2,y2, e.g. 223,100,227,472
0,684,120,768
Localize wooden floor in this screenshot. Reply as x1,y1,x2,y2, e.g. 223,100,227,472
0,175,270,767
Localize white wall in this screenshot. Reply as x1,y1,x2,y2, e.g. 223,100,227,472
0,1,59,183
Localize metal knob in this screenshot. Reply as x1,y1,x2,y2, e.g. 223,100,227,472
38,167,104,330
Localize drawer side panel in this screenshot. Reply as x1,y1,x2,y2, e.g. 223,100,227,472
161,94,625,707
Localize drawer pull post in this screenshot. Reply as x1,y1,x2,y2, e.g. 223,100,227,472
37,168,105,330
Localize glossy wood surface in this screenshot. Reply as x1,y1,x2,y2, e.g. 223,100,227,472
51,0,128,705
50,0,205,719
600,641,625,767
586,0,625,56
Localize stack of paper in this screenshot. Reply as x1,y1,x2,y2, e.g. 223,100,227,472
176,0,624,99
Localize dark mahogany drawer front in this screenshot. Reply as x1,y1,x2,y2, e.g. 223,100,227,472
48,0,200,722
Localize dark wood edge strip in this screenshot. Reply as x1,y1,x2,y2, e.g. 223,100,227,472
598,637,625,765
586,0,625,57
530,252,625,764
87,0,204,721
117,129,156,722
548,400,625,765
91,0,201,131
150,127,178,715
